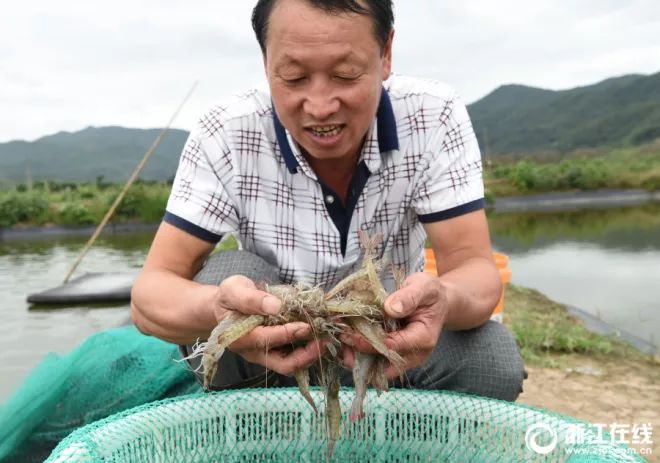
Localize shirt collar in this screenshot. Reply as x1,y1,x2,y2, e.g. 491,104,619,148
273,87,399,174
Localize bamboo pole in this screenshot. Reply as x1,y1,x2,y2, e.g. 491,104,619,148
63,82,198,283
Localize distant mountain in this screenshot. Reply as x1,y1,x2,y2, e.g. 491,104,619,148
1,72,659,185
468,72,660,154
0,127,189,185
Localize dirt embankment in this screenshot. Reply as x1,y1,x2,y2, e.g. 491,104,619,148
518,355,660,461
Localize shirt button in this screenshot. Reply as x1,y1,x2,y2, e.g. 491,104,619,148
325,195,335,205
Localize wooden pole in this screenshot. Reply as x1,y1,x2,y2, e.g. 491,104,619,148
63,82,198,283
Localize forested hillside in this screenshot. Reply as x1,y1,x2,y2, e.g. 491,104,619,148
468,72,660,154
0,127,188,185
1,72,658,184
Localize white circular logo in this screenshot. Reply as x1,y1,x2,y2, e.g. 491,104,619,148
525,422,558,455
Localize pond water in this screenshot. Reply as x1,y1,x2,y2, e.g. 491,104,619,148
1,204,659,402
488,204,660,350
0,233,150,401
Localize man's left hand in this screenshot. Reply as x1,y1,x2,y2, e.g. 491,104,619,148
340,271,450,379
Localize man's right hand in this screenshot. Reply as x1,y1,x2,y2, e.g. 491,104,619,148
132,222,324,375
212,275,324,376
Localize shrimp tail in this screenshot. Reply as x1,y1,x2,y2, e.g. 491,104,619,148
295,368,318,414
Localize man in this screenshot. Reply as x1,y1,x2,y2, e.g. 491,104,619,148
131,0,525,400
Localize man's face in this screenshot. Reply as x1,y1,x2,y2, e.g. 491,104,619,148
264,0,393,163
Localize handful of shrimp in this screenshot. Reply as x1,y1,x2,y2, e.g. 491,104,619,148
186,231,405,457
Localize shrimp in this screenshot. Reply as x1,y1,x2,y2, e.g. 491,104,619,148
358,230,388,305
197,312,264,390
349,351,376,422
189,230,413,451
369,356,389,395
348,317,404,372
324,268,371,300
294,367,318,414
324,362,342,459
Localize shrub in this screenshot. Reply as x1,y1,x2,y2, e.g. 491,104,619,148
0,192,50,227
110,187,145,219
561,160,612,190
78,184,100,200
108,185,169,222
510,160,538,191
56,203,97,226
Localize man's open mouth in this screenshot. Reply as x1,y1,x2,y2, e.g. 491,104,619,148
306,124,345,137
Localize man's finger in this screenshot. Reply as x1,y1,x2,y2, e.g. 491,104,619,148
384,277,440,319
383,350,427,380
339,333,379,354
261,339,325,376
217,275,282,316
384,320,436,354
230,322,311,350
340,344,356,369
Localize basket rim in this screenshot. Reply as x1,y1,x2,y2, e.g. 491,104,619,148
46,388,644,463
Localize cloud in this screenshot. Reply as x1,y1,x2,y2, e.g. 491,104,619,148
393,0,660,98
1,0,659,141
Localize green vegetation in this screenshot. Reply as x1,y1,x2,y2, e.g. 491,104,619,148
1,73,658,188
0,181,171,228
0,192,50,227
469,72,660,154
503,285,654,367
3,141,660,229
484,142,660,196
1,137,659,230
0,126,188,186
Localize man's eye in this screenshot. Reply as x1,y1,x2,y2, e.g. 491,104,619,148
283,77,305,84
335,75,358,82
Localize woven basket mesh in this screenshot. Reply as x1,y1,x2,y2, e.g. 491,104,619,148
46,389,644,463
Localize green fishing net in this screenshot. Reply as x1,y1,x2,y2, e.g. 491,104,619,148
0,326,201,463
1,325,645,462
46,389,644,462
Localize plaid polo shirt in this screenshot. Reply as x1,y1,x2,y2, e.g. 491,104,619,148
165,74,484,291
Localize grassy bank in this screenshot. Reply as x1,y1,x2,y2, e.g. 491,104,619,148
503,285,657,367
0,180,170,228
2,141,660,229
484,141,660,198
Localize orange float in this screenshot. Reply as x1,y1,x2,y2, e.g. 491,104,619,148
424,249,511,322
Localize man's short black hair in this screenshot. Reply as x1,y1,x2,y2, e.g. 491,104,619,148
251,0,394,54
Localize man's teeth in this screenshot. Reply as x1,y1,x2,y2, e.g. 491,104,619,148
310,125,342,137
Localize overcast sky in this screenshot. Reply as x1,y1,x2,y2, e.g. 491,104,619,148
1,0,659,142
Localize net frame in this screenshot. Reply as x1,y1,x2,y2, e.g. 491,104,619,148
47,388,645,463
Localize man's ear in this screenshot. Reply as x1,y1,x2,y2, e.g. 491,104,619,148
381,29,394,80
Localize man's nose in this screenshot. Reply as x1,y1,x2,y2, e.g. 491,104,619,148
303,81,340,121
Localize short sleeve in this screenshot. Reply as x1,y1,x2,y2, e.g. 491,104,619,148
413,94,485,223
164,126,239,243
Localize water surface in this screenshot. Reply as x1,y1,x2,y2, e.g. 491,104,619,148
489,204,660,349
2,206,659,402
0,233,151,401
